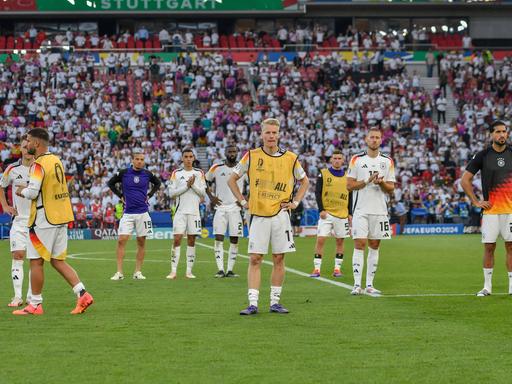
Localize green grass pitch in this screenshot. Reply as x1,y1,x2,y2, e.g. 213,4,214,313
0,235,511,384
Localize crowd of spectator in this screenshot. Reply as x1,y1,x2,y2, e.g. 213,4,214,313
0,24,469,54
0,50,250,228
0,42,510,229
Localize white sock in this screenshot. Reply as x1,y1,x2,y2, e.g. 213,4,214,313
12,259,23,299
508,272,512,294
171,245,181,273
30,294,43,306
72,282,86,297
352,249,364,287
484,268,493,292
270,286,282,306
227,243,238,272
334,253,344,270
214,240,224,272
186,246,195,274
313,254,322,271
366,248,380,287
248,288,259,307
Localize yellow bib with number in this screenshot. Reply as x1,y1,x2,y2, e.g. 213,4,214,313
321,168,349,218
248,148,298,217
28,154,74,227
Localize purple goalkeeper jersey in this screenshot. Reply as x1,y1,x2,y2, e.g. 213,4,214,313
107,167,162,214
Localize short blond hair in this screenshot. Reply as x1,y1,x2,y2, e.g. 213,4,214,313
262,118,281,131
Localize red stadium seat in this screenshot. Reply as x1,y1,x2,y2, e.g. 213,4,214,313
0,36,5,50
6,36,14,50
228,35,237,48
236,35,246,48
220,35,228,48
144,40,153,50
15,37,23,49
194,36,203,49
23,41,32,50
136,40,143,50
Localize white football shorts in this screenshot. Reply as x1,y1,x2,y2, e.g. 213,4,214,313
213,208,244,237
118,212,153,237
481,214,512,243
27,226,68,261
248,210,295,255
317,214,350,238
173,213,202,236
10,223,28,252
352,214,392,240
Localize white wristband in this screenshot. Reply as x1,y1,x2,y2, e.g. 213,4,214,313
292,200,299,208
240,199,248,208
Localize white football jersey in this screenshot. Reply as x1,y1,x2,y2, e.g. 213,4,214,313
347,152,396,215
205,162,246,210
168,167,206,216
0,160,31,226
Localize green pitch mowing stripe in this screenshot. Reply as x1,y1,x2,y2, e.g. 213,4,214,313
0,236,511,384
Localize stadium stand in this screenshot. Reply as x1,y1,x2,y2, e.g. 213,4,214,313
0,23,508,228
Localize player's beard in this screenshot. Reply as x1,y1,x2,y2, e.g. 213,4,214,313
493,139,507,148
226,156,237,164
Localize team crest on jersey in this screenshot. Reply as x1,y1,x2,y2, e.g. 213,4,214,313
256,158,264,171
380,162,386,170
134,176,140,183
497,158,505,167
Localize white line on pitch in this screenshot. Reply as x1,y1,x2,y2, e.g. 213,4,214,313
381,292,511,298
68,250,212,263
196,242,508,298
195,242,358,292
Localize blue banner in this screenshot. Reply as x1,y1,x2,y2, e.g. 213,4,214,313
68,229,92,240
401,224,464,235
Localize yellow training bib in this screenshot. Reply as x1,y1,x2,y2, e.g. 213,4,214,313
28,153,74,227
320,168,349,219
248,148,298,217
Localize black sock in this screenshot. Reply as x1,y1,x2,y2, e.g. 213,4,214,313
335,253,344,260
314,254,322,259
79,289,86,297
